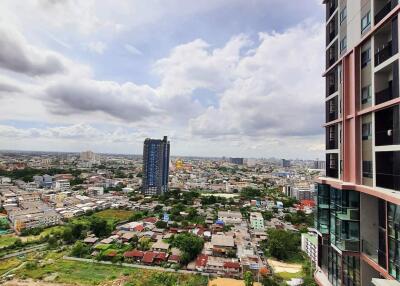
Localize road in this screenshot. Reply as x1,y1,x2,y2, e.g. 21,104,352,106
0,244,47,260
63,256,209,276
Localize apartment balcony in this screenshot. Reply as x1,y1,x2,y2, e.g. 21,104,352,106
326,69,338,96
328,31,337,44
327,111,338,122
326,97,338,122
336,238,360,252
326,158,339,178
326,41,338,69
375,41,393,66
336,208,360,221
375,59,399,105
328,84,337,95
376,151,400,191
375,84,394,104
375,0,398,25
326,0,337,20
375,105,400,146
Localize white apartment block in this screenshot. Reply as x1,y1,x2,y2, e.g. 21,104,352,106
249,212,264,230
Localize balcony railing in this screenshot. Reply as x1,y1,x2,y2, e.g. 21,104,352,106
326,168,339,178
375,41,393,66
375,0,396,24
327,111,338,122
336,208,360,221
375,85,394,105
336,238,360,252
328,84,337,95
328,31,337,44
327,139,338,150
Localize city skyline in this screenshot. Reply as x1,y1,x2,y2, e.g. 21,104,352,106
0,0,325,159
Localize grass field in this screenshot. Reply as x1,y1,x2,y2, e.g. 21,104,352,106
92,209,134,223
0,257,23,275
0,235,18,248
276,271,303,280
16,258,207,286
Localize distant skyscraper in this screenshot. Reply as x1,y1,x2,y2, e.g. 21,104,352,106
229,157,244,165
281,159,291,168
142,136,170,196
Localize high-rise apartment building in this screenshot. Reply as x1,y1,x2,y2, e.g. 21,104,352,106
315,1,400,285
142,136,170,196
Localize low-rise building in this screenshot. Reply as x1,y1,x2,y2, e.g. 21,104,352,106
217,211,243,225
249,212,264,230
301,232,317,265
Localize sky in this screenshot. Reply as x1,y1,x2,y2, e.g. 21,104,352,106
0,0,326,159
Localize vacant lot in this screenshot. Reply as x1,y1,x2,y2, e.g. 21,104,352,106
15,257,207,286
92,209,134,223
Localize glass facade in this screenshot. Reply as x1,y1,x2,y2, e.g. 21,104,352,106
330,188,360,252
316,184,330,234
388,202,400,281
328,247,342,286
342,256,360,286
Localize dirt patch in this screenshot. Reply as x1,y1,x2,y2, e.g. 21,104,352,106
208,277,262,286
3,278,74,286
267,259,302,274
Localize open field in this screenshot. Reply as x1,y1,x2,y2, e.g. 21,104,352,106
208,278,261,286
92,209,134,223
267,259,302,274
0,235,18,248
0,257,23,276
13,256,207,286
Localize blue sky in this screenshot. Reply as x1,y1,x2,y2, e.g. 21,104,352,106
0,0,326,159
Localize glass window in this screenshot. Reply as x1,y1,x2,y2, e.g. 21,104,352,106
361,49,371,68
361,11,371,33
362,161,373,178
340,36,347,52
340,7,347,24
362,123,372,140
361,85,372,104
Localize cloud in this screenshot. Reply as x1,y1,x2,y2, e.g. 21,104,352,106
0,80,22,93
85,41,107,54
44,78,160,122
0,123,143,144
124,44,142,56
0,25,67,76
188,22,325,139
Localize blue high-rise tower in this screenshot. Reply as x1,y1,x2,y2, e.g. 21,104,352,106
142,136,170,195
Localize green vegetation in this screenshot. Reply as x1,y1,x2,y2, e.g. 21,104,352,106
170,233,204,264
263,229,301,262
284,211,314,227
0,256,23,275
0,235,18,248
17,257,207,285
244,271,254,286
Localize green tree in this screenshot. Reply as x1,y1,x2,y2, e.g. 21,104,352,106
71,241,90,258
171,233,204,264
90,217,110,237
62,227,74,244
129,212,144,222
244,271,254,286
265,229,301,261
155,220,168,229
